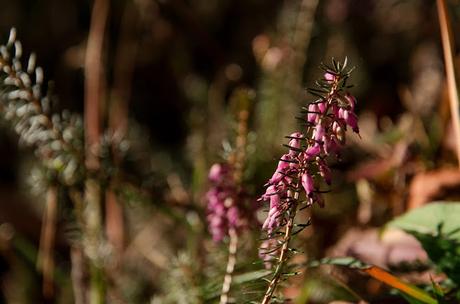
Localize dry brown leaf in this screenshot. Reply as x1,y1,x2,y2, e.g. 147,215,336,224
407,168,460,209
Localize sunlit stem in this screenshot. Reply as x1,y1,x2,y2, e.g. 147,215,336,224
219,227,239,304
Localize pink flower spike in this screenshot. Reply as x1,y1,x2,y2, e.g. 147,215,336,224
301,172,314,195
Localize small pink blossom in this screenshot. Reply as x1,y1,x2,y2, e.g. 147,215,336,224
301,172,314,195
287,132,303,155
305,143,321,158
324,72,337,82
345,93,356,110
307,103,319,124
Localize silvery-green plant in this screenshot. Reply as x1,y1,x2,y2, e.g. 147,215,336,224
0,28,84,186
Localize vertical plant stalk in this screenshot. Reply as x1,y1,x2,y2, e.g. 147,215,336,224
234,109,249,184
85,0,108,164
84,180,105,304
69,190,88,304
71,246,88,304
437,0,460,168
217,93,251,303
84,0,109,302
219,227,238,304
261,191,299,304
105,189,124,254
37,185,58,299
256,0,318,155
104,0,142,257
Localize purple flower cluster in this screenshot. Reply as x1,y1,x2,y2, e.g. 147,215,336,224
260,72,359,234
206,163,247,242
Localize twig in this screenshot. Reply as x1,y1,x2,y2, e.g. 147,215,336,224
84,0,109,170
37,185,58,299
71,246,88,304
84,0,109,302
105,0,143,258
437,0,460,168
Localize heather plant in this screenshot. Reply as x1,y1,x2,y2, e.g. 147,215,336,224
257,59,359,303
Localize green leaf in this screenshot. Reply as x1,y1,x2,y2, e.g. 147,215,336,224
233,269,272,285
410,231,460,286
308,256,369,269
386,202,460,241
386,202,460,286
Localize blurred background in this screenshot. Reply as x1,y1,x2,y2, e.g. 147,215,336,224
0,0,459,303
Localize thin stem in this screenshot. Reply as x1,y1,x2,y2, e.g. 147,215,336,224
437,0,460,168
37,185,58,299
84,0,109,302
84,0,108,170
234,109,249,185
71,246,88,304
219,228,239,304
219,106,249,303
261,189,299,304
84,179,105,304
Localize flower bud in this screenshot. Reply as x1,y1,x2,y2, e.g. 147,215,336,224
301,172,314,196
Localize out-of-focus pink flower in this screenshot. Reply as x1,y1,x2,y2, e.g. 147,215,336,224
206,163,253,242
208,163,228,184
